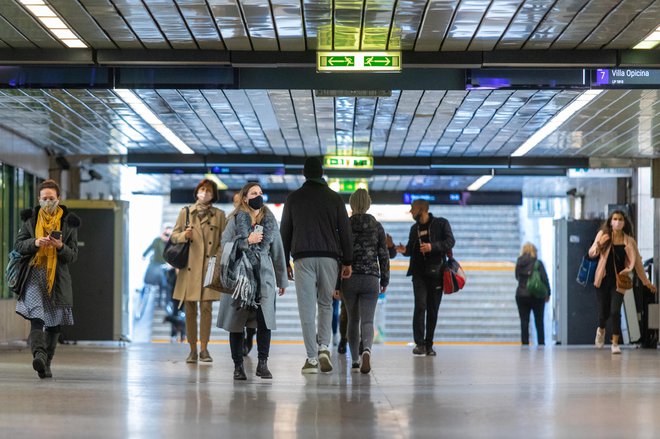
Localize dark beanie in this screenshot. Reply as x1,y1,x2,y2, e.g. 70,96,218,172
303,157,323,179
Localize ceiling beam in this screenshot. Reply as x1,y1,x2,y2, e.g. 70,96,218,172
0,49,658,69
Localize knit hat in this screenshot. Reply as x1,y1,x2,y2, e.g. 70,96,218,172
303,157,323,179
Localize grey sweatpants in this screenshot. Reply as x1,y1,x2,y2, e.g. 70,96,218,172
340,274,380,361
294,257,340,360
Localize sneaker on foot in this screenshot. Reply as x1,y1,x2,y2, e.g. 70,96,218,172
360,350,371,374
412,345,426,355
426,348,437,357
351,362,360,372
611,344,621,354
199,350,213,363
595,328,605,349
301,359,319,374
318,349,333,373
186,351,198,364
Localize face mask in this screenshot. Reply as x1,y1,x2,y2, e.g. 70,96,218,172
248,195,264,210
413,213,422,223
39,199,59,214
197,191,212,204
611,220,624,231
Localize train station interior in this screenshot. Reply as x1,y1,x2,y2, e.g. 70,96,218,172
0,1,659,437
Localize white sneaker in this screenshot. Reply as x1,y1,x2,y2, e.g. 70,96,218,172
595,329,605,348
611,344,621,355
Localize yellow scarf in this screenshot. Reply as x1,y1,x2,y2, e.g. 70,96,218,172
31,206,63,295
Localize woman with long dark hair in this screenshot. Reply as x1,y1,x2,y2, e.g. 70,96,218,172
588,210,656,354
514,242,550,346
217,183,288,380
14,179,80,378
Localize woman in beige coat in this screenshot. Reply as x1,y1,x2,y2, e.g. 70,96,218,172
588,210,655,354
171,179,226,363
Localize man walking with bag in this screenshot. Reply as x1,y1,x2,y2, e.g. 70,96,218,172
394,200,455,356
280,157,353,374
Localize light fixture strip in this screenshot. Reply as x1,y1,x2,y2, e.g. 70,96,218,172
510,90,603,157
19,0,87,48
467,175,493,192
115,89,195,155
633,25,660,50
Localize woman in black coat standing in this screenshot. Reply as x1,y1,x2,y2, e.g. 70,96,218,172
14,179,80,378
515,242,550,346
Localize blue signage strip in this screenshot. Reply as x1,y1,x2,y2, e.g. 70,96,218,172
593,68,660,88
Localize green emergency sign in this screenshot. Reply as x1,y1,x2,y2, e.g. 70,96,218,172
317,51,401,72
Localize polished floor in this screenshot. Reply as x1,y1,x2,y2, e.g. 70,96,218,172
1,342,659,439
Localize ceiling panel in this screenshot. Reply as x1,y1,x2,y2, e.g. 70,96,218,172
208,0,252,50
388,0,427,50
523,0,590,50
415,0,459,51
0,1,63,48
550,0,618,50
49,0,117,49
496,0,553,50
241,0,279,51
605,1,660,49
469,0,524,51
578,0,656,49
78,0,143,49
144,0,197,49
175,0,226,50
111,0,171,49
441,0,490,51
271,0,305,51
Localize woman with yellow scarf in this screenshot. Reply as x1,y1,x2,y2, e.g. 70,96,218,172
14,180,80,379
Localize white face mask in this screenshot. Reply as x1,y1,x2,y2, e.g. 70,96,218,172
197,191,212,204
39,199,59,214
611,219,624,231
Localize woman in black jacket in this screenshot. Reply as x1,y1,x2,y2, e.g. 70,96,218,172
340,189,390,374
515,242,550,346
14,179,80,378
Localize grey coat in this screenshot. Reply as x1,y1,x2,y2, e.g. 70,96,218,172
216,208,288,332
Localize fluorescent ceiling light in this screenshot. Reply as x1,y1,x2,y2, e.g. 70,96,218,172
467,175,493,192
115,89,195,155
510,90,603,157
633,25,660,49
19,1,87,48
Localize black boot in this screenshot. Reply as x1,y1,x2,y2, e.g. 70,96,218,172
337,339,347,354
233,363,247,381
44,331,59,378
28,329,48,379
256,358,272,379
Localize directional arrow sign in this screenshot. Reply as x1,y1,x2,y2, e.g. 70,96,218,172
317,51,401,72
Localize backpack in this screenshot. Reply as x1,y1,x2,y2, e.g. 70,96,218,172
527,260,548,299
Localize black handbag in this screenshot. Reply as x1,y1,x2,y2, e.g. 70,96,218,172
5,249,32,296
163,207,190,269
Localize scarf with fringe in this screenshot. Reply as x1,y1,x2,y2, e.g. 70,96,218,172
31,206,63,294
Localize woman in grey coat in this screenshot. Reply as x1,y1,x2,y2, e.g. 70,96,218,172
217,182,288,380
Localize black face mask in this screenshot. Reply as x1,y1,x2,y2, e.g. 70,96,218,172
248,195,264,210
413,213,422,223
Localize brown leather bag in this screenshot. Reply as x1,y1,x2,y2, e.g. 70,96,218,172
612,246,632,292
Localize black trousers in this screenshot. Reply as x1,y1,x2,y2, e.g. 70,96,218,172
596,283,625,336
515,296,545,345
229,306,270,365
412,275,443,348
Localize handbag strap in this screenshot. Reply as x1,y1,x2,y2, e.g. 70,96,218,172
611,243,623,275
184,206,190,228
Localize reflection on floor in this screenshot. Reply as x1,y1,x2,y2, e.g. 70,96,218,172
1,343,659,438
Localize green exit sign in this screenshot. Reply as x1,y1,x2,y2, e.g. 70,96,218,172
317,51,401,72
324,155,374,170
328,178,369,194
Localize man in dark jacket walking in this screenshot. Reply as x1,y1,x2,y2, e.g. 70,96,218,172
394,199,455,356
280,157,353,374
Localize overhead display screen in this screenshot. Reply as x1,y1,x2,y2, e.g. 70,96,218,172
592,68,660,88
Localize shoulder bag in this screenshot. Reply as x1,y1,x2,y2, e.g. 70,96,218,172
6,250,32,296
162,207,191,269
443,250,466,294
612,245,632,292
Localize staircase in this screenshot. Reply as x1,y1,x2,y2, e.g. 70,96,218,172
151,204,521,343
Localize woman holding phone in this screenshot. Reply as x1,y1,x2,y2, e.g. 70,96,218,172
14,179,80,378
171,179,226,364
217,182,288,380
588,210,656,353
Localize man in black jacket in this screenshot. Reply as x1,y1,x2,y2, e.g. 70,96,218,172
394,199,455,356
280,157,353,374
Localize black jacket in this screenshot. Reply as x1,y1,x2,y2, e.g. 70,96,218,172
14,206,80,306
280,179,353,265
349,214,390,287
402,214,455,277
515,254,551,297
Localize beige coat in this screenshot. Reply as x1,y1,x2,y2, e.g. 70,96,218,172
588,230,650,292
171,204,226,302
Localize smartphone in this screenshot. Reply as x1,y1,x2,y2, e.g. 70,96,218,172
50,230,62,240
254,225,264,234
